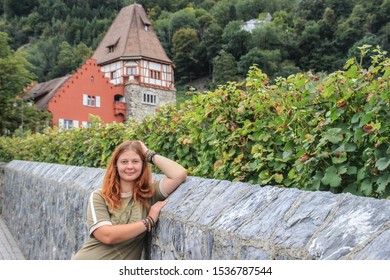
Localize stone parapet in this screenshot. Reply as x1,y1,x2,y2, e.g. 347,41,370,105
2,160,390,260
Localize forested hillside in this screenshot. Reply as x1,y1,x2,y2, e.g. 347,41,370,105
1,0,389,85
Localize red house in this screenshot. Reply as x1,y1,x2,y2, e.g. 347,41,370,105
25,59,126,128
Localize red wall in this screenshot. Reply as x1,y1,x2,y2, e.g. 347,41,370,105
47,59,125,127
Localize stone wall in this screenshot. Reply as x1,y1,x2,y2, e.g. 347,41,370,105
2,160,390,260
125,83,176,121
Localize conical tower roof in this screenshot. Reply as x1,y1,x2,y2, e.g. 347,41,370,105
92,3,172,65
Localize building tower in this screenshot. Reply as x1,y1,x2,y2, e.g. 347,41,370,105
92,3,176,121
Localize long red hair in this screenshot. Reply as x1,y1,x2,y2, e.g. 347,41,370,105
101,140,154,210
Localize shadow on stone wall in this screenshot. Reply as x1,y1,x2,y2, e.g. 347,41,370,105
0,162,6,214
2,160,390,260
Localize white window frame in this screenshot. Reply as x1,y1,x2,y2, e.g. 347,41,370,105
62,119,73,129
142,92,158,105
83,94,100,107
126,67,138,76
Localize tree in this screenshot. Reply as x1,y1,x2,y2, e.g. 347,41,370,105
210,0,238,27
325,0,356,19
49,41,74,79
222,20,251,60
236,0,267,21
24,37,62,82
212,50,238,86
238,47,282,78
154,16,173,57
172,28,201,83
0,32,36,135
296,21,321,70
250,23,285,51
169,8,200,38
272,10,295,31
296,0,326,21
3,0,38,18
335,4,366,52
202,22,223,64
74,43,93,67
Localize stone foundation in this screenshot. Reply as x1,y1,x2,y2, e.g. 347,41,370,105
125,83,176,121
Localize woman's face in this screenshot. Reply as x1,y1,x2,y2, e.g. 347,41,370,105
116,149,143,184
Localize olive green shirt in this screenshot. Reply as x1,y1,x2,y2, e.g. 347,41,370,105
72,180,166,260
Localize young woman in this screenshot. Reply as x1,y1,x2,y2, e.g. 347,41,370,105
72,140,187,260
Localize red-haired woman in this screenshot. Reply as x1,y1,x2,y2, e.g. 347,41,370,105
72,140,187,260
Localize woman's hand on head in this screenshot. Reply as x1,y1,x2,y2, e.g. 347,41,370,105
137,141,149,156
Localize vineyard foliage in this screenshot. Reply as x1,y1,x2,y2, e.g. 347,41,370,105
0,47,389,198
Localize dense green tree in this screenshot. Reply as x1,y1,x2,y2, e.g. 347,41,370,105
154,16,173,57
379,22,390,51
172,28,201,83
48,41,92,79
325,0,356,19
0,32,38,135
335,4,366,52
74,43,93,66
320,7,337,39
169,8,200,36
250,23,285,51
49,41,75,79
238,47,282,77
296,0,326,21
3,0,38,18
272,10,295,31
210,0,238,27
24,37,65,82
198,0,218,11
379,0,390,24
50,0,69,20
195,9,214,39
135,0,185,12
250,22,300,65
236,0,267,21
222,20,251,60
212,50,238,86
0,32,33,98
296,21,318,70
202,22,223,63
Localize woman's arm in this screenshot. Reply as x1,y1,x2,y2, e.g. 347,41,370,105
140,141,187,195
153,154,187,195
92,200,168,244
92,221,146,244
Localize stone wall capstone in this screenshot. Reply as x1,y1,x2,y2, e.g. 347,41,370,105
2,160,390,260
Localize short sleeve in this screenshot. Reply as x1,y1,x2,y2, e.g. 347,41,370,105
87,190,112,235
149,179,168,205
